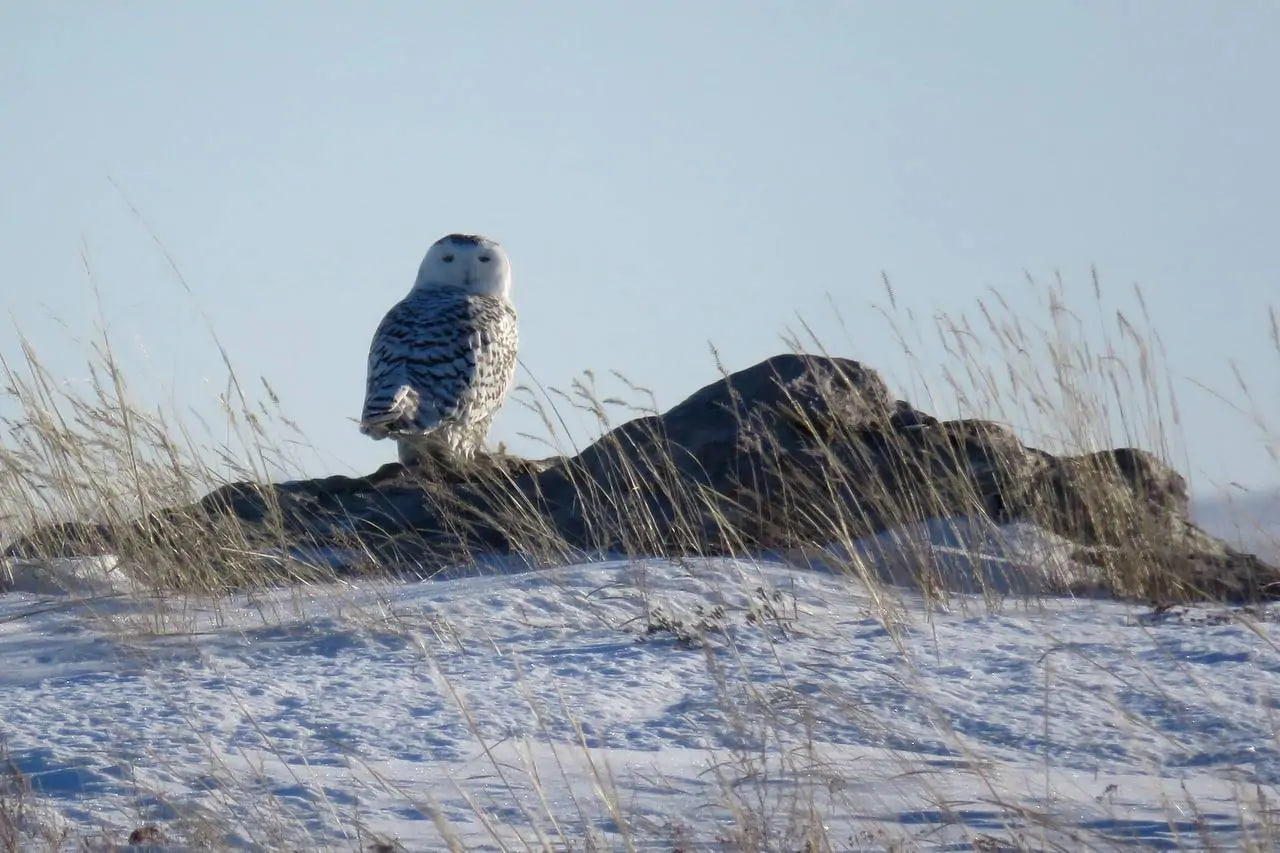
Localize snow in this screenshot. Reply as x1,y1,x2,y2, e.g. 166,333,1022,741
2,521,1279,850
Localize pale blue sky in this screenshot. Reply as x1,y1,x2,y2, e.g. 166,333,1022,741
1,2,1277,493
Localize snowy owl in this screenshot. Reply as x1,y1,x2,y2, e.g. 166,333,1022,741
359,233,519,466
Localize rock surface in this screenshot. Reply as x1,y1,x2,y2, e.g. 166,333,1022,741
7,354,1277,601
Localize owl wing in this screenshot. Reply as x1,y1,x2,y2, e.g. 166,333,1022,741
361,290,517,437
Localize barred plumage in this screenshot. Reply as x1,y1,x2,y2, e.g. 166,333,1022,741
360,234,518,465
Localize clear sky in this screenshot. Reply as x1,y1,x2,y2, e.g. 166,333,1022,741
1,2,1277,494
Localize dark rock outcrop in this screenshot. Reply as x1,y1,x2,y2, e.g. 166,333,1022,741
7,354,1277,601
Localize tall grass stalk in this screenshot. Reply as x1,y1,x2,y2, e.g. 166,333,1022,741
0,270,1277,850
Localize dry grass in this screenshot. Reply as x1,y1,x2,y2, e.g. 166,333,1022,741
3,272,1276,601
0,272,1277,850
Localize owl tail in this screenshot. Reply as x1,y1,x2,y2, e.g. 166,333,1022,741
359,385,421,438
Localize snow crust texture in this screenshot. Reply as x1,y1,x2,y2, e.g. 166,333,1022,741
2,534,1279,850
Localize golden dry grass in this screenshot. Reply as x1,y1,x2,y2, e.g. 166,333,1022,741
0,274,1277,851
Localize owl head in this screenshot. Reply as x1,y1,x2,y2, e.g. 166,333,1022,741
413,233,512,298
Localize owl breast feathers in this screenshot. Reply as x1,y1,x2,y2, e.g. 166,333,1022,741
360,287,518,463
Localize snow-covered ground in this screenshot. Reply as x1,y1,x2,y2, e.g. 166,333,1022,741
2,519,1279,851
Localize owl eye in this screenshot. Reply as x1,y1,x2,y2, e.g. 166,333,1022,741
442,254,455,263
478,255,492,263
